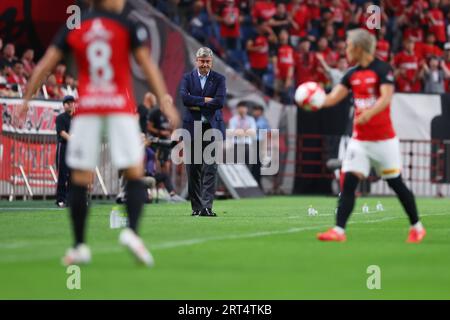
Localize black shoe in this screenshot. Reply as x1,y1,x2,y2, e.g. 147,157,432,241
116,197,126,204
191,210,200,216
199,208,217,217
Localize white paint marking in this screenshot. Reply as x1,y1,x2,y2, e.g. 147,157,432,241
0,212,448,263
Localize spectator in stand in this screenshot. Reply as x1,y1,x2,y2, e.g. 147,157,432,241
335,39,347,58
189,0,211,44
7,61,27,87
177,0,196,28
0,43,18,70
268,3,290,36
21,49,35,78
246,23,271,90
0,65,9,96
420,55,450,94
61,73,78,98
376,25,391,62
443,42,450,91
204,0,226,51
0,38,3,54
393,37,422,93
288,0,310,47
405,0,429,22
216,0,243,51
317,37,338,65
315,37,337,88
272,29,295,103
45,74,63,99
205,0,226,17
294,37,318,87
54,63,66,86
416,32,443,61
447,10,450,42
403,19,425,44
318,8,335,38
228,101,257,170
323,22,338,46
251,0,276,25
215,0,244,70
0,64,19,97
305,0,322,34
329,0,350,39
427,0,447,48
316,53,348,89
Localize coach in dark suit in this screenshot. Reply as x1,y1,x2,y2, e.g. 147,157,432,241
180,47,226,217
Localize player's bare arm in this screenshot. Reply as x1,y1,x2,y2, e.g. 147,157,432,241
355,83,394,125
19,46,63,117
133,46,180,128
321,84,349,108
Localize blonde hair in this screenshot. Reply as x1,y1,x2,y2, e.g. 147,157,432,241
347,28,376,55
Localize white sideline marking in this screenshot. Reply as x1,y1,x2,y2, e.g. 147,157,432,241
0,212,448,263
0,208,64,211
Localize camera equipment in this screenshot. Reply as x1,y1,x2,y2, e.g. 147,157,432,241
147,136,178,149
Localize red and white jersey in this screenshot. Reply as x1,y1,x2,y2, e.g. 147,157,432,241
376,39,390,62
248,35,269,69
52,10,148,116
341,58,396,141
276,44,295,80
393,51,420,79
428,8,446,43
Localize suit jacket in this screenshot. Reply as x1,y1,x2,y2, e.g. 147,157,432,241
179,69,226,139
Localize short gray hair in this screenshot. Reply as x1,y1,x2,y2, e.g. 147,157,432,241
196,47,213,59
347,28,376,55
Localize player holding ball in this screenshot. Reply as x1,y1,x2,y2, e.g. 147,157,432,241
295,28,426,243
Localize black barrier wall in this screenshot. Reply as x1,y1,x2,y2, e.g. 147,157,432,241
294,96,352,194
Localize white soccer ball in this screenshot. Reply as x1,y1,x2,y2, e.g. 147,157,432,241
294,81,326,111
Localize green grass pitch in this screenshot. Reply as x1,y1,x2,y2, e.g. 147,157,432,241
0,196,449,299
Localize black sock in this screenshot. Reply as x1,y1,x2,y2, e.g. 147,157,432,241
125,179,146,233
386,176,419,225
68,184,88,247
336,173,360,229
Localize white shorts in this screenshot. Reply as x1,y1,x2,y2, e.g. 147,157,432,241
341,137,401,179
66,115,143,170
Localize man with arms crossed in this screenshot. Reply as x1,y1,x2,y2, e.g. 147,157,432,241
180,47,226,217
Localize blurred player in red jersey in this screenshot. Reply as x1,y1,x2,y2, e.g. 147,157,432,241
314,28,426,243
18,0,180,266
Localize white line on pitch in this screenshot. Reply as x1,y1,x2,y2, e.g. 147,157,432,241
0,208,64,211
1,212,448,263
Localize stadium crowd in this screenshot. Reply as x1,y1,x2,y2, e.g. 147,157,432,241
1,1,450,103
150,0,450,102
0,38,78,99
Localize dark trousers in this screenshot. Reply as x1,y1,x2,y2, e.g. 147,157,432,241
56,143,70,203
185,123,218,211
154,172,174,193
